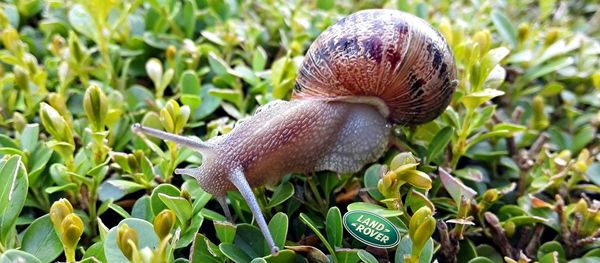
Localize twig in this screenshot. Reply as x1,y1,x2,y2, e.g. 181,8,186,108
528,132,549,157
506,106,524,159
576,229,600,247
437,220,459,263
556,195,577,257
525,224,544,257
515,226,532,249
517,132,549,196
484,212,517,258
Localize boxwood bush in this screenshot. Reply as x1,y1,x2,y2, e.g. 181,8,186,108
0,0,599,262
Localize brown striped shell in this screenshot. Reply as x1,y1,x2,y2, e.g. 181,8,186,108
293,9,457,125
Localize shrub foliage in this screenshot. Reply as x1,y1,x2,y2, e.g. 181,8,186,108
0,0,599,262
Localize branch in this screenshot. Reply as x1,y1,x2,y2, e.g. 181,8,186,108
437,220,459,263
484,212,517,258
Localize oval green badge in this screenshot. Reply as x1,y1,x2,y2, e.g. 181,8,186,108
343,210,400,248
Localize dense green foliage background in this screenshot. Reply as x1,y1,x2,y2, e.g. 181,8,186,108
0,0,599,262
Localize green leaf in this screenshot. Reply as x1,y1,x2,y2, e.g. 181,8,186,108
267,182,294,208
347,202,403,217
318,172,340,200
539,252,560,263
584,248,600,257
143,32,180,49
201,31,226,46
271,56,296,99
20,215,62,262
28,146,53,185
230,65,258,86
177,214,204,248
0,249,42,263
98,179,145,201
568,258,600,263
588,163,600,187
405,190,435,213
364,164,385,200
252,47,267,72
200,208,227,222
2,4,19,28
461,89,505,111
479,47,510,84
234,224,270,258
457,239,477,262
317,0,334,10
191,234,224,263
497,205,528,220
104,218,159,263
454,167,484,182
191,189,213,214
326,207,342,248
179,70,203,109
540,82,565,96
572,126,594,153
0,155,28,245
336,248,360,263
150,184,181,215
286,246,328,262
468,257,495,263
438,169,477,205
0,134,19,149
208,52,230,76
538,241,566,262
426,126,453,163
357,250,378,263
108,202,131,218
45,183,78,194
491,10,517,48
131,196,152,221
267,212,288,251
83,241,106,262
220,243,252,263
260,249,297,262
208,88,242,105
193,84,222,120
470,105,495,133
214,221,237,243
299,213,336,259
181,0,196,37
158,193,193,224
492,123,527,133
20,124,39,152
523,57,574,82
504,215,548,226
476,244,503,263
395,236,434,263
67,4,95,39
127,85,155,110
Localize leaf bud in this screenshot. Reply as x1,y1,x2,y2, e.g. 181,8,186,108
154,209,176,240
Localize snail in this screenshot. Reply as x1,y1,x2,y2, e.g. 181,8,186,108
132,9,457,254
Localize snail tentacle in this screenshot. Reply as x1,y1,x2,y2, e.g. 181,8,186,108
229,167,279,255
132,123,213,154
216,196,234,222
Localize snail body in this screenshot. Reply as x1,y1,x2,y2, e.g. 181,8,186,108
133,9,456,255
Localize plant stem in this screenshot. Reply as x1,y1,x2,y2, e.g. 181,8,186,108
451,108,475,169
65,246,76,262
307,177,326,215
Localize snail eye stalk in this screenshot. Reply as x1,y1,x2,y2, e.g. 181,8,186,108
131,123,213,154
229,168,279,255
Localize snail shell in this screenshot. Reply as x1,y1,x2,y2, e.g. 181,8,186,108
294,9,457,125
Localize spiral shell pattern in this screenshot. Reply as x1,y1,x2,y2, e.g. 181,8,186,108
293,9,457,125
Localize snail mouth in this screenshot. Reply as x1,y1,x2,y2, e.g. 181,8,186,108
320,96,390,119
